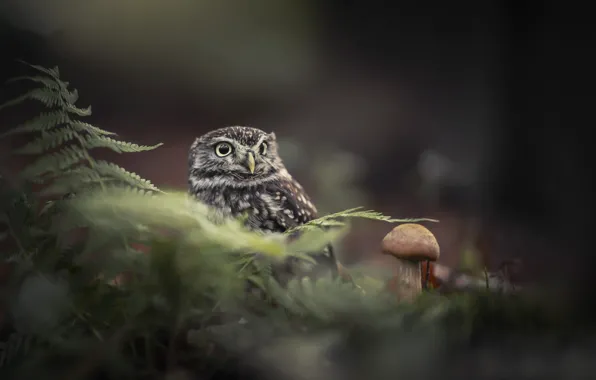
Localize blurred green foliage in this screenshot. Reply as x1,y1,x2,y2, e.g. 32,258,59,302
0,63,586,380
1,0,318,97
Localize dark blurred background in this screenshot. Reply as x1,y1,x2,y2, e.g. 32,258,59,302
0,1,592,297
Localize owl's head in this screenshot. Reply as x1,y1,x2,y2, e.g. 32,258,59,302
189,126,285,183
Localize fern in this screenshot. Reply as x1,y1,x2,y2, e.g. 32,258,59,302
288,206,438,233
14,129,77,154
3,63,563,380
93,161,160,191
0,61,163,197
0,65,168,374
82,135,162,153
6,75,63,89
69,121,115,136
0,111,70,138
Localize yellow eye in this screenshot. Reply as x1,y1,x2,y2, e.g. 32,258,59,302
215,142,233,157
259,142,268,155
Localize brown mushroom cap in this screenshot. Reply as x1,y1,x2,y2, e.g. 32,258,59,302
381,223,440,261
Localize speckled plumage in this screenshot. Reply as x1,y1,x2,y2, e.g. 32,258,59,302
188,126,337,282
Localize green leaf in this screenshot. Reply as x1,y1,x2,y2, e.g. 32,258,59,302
38,201,57,216
6,75,62,90
38,168,104,197
64,89,79,104
0,88,63,111
94,161,161,193
247,275,267,291
65,104,92,117
16,60,61,79
13,129,77,155
0,111,71,139
19,146,87,180
83,136,163,153
70,121,116,136
286,226,348,259
62,190,289,260
289,206,438,233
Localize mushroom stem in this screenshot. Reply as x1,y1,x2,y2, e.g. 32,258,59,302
385,259,422,301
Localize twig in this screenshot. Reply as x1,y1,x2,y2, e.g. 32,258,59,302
423,259,430,289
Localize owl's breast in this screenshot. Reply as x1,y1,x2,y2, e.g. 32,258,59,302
231,187,284,232
192,186,280,232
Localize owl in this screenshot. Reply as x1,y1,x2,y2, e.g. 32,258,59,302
188,126,338,284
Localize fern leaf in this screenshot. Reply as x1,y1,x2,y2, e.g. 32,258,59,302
102,184,156,198
84,136,163,153
65,104,92,117
20,146,87,180
94,161,161,192
39,168,105,197
13,129,77,155
6,73,78,106
289,207,438,233
65,89,79,104
16,60,60,79
5,75,62,90
0,111,69,139
0,88,63,111
50,146,88,171
62,190,287,260
3,62,163,204
69,121,116,136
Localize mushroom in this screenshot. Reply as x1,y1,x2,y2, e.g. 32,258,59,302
381,223,440,301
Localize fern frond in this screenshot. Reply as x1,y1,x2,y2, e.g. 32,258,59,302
2,61,164,223
84,136,163,153
58,190,290,260
64,89,79,104
13,129,76,154
288,207,438,233
104,184,156,197
65,104,91,117
287,225,348,254
40,161,160,199
16,60,60,79
38,167,104,196
94,161,162,193
40,161,162,197
0,88,62,111
70,121,116,136
0,111,69,139
20,146,87,180
6,75,62,90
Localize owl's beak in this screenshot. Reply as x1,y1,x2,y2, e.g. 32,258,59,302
246,152,256,174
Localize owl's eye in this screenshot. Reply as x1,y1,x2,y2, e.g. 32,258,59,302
215,142,233,157
259,142,268,155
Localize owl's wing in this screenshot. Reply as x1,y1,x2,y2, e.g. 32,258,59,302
263,177,319,231
263,178,338,284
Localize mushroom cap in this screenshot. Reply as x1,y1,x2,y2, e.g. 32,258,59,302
381,223,440,261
